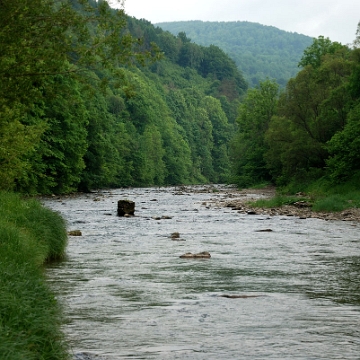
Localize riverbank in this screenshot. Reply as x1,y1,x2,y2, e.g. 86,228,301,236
206,185,360,222
0,192,69,359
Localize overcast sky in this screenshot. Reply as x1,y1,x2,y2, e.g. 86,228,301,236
117,0,359,45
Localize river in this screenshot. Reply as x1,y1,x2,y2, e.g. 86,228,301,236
44,185,360,359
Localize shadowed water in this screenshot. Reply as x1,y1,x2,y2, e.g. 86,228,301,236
45,185,360,359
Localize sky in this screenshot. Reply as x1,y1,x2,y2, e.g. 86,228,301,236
114,0,359,45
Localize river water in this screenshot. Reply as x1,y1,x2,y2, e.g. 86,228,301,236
44,185,360,359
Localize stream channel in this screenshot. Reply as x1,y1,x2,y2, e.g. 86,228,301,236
44,185,360,359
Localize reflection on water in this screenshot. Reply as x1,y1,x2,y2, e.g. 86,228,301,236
45,186,360,359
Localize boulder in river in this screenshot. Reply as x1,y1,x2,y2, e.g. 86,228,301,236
117,200,135,217
179,251,211,259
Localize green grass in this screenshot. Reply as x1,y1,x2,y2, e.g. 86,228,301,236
312,192,360,212
248,173,360,213
249,195,309,208
0,192,69,360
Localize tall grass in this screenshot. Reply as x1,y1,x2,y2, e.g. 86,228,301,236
249,173,360,213
249,195,308,208
0,192,69,360
312,192,360,212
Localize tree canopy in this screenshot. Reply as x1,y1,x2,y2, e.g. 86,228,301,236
0,0,244,193
229,33,360,190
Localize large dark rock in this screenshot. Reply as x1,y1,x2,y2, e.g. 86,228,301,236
117,200,135,216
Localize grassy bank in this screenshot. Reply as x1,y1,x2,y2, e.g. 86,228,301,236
0,192,69,360
249,174,360,212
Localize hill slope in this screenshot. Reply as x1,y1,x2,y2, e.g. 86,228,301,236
156,20,313,87
0,2,247,193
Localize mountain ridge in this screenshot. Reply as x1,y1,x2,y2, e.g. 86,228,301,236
156,20,313,87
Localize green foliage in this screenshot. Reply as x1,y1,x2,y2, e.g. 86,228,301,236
298,36,346,68
0,107,46,191
0,0,159,192
230,32,360,207
312,193,360,212
264,38,353,185
16,75,89,194
230,79,279,186
249,195,309,208
0,192,68,359
157,20,313,87
0,192,68,262
326,103,360,182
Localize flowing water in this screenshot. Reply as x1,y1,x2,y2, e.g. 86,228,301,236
45,185,360,359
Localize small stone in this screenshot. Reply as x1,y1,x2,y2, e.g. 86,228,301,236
220,294,261,299
179,251,211,259
68,230,82,236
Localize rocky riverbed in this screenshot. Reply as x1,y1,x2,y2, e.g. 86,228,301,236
44,184,360,359
202,185,360,222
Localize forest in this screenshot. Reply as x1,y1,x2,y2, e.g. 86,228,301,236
230,33,360,202
156,20,313,87
1,0,360,200
0,0,247,194
2,3,360,358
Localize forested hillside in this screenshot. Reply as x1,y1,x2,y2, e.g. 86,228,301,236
0,0,247,194
2,0,359,202
229,32,360,201
156,21,313,87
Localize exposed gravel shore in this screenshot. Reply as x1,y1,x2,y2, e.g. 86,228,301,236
204,185,360,222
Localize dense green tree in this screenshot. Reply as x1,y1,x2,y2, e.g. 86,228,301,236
265,37,353,185
298,36,346,69
326,103,360,182
1,2,249,193
140,124,166,184
325,46,360,183
0,0,159,191
16,75,88,194
0,107,45,190
230,79,279,186
201,96,231,182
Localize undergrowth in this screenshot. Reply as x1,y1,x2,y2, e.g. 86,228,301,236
248,173,360,213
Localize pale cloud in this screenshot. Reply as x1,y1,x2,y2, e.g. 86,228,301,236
119,0,359,45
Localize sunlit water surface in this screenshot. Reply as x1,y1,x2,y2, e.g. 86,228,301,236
44,185,360,359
